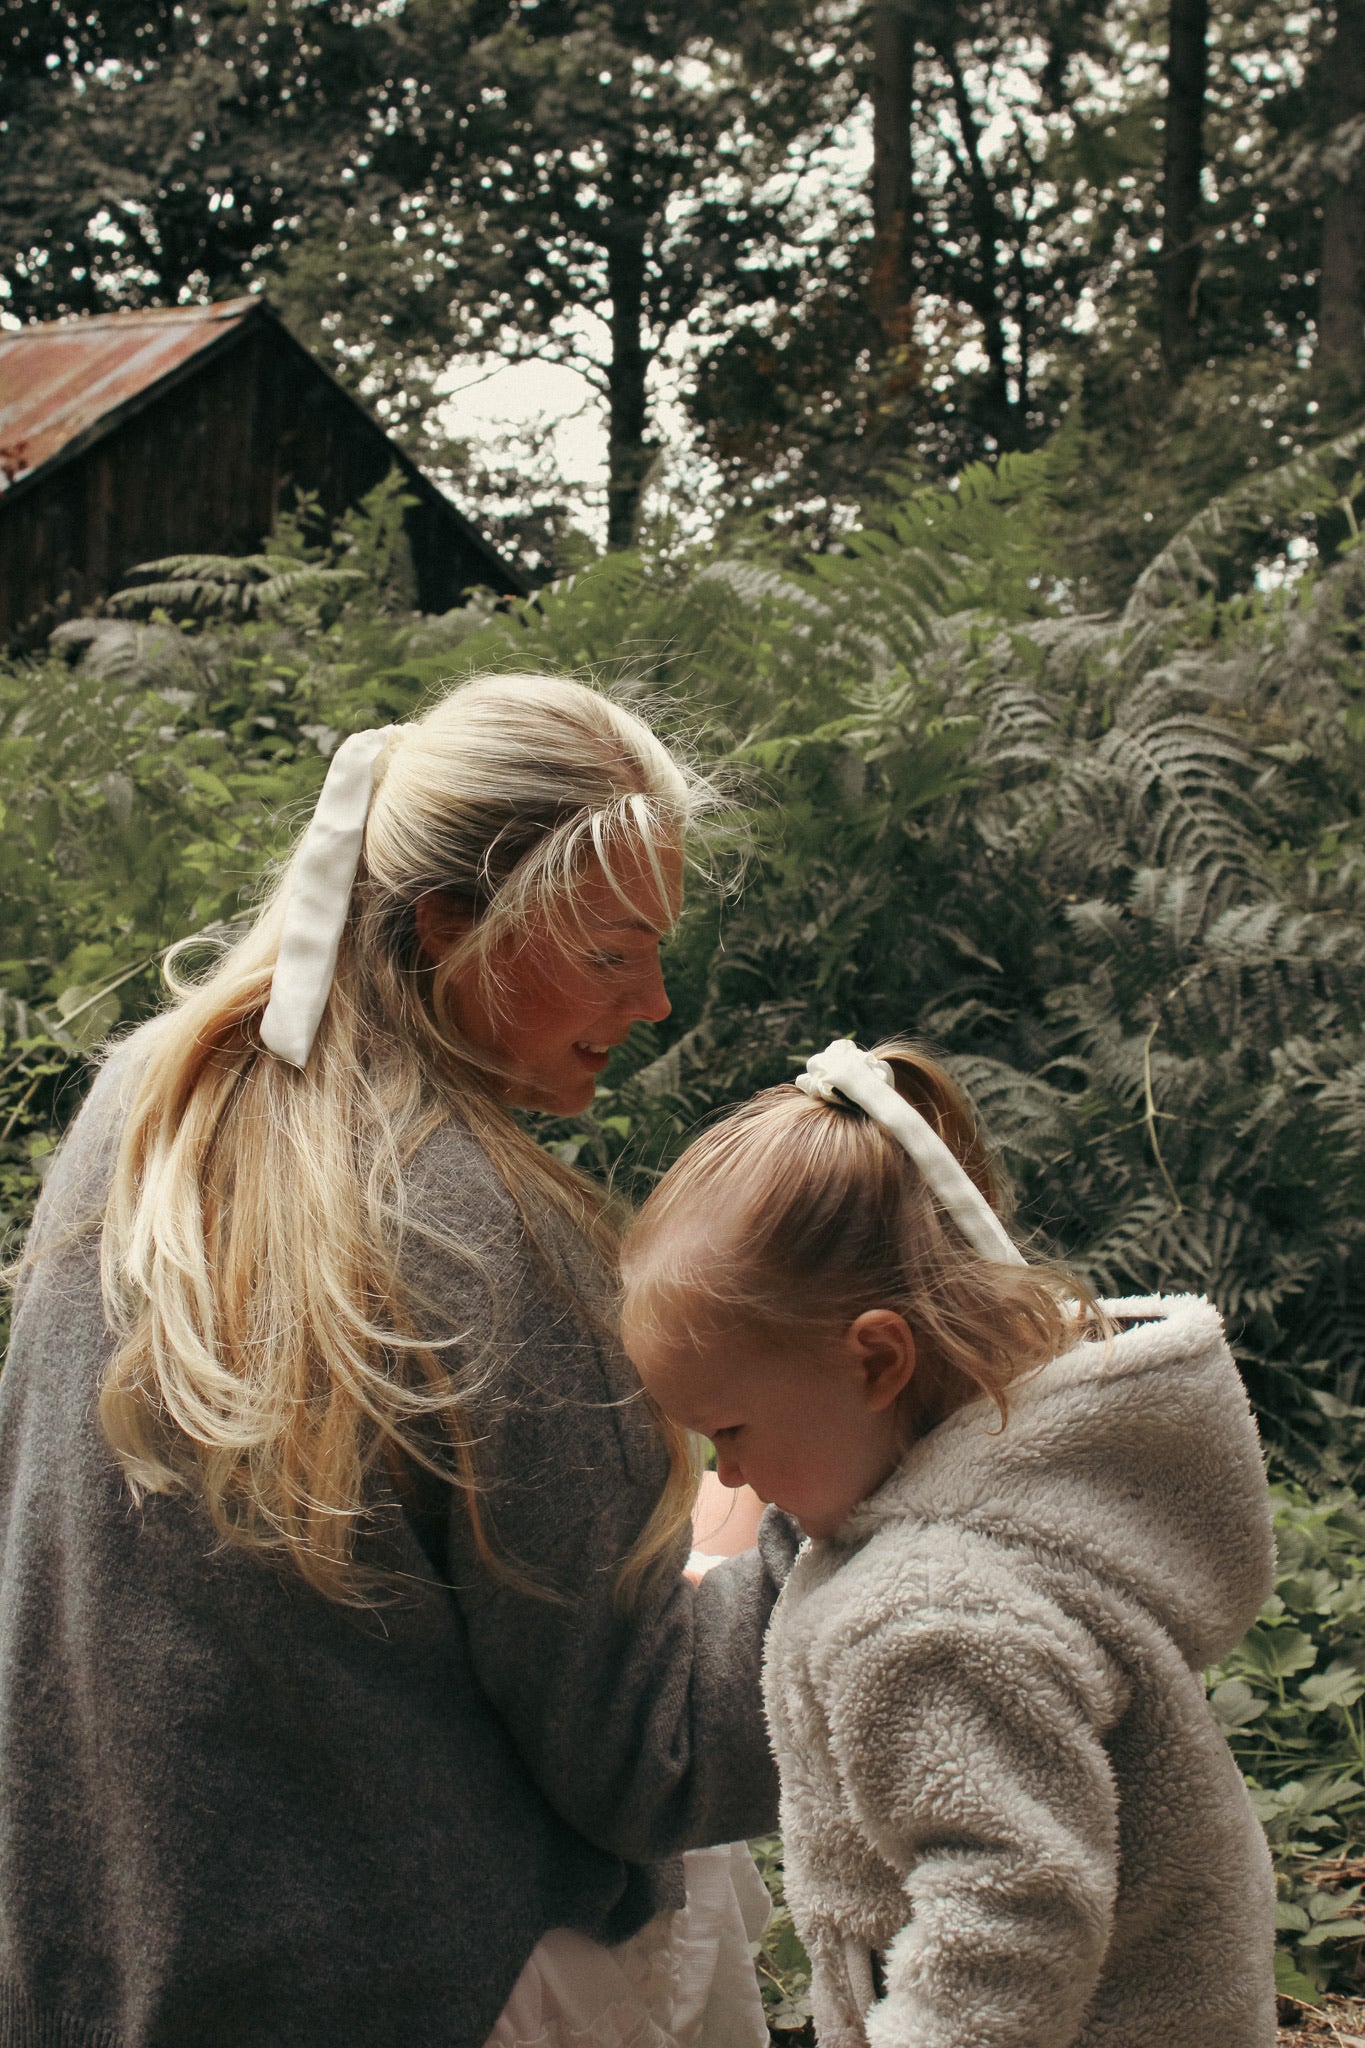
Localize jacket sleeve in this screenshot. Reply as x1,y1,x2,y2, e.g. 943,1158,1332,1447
820,1593,1125,2048
403,1129,789,1864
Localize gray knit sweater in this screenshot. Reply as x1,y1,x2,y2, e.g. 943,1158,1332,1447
763,1295,1276,2048
0,1045,787,2048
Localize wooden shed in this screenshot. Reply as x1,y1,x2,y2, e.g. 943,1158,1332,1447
0,297,525,644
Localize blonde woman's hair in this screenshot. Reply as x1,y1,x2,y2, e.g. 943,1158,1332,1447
621,1040,1093,1443
98,674,711,1604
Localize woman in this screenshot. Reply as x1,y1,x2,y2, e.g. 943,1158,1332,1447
0,675,790,2048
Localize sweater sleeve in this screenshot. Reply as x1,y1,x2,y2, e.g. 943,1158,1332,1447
402,1124,786,1864
820,1594,1125,2048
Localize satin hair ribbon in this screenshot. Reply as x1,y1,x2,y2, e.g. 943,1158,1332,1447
259,725,405,1068
794,1039,1025,1266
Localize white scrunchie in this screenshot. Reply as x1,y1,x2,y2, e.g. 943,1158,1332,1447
795,1038,1025,1266
260,725,405,1069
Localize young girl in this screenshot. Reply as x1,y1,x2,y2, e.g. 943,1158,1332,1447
620,1037,1278,2048
0,674,787,2048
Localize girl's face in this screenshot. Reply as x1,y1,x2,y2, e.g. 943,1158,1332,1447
423,838,681,1115
622,1287,914,1540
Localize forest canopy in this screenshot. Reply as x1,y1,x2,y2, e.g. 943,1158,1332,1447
5,0,1363,567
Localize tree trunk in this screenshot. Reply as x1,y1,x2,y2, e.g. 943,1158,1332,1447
1159,0,1209,380
603,166,651,553
940,34,1016,447
1319,0,1365,378
870,2,918,343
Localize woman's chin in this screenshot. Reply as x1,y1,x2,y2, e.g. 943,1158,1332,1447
499,1064,596,1117
561,1071,601,1114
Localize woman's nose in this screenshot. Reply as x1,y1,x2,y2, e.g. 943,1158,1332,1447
629,953,671,1025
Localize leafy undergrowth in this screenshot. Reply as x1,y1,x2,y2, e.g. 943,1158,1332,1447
1219,1487,1365,2004
747,1834,814,2035
751,1484,1365,2038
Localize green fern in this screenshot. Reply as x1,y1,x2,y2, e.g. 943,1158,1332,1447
5,420,1365,1474
106,554,365,618
508,423,1365,1475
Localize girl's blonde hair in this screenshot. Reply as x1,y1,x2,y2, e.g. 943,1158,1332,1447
99,673,711,1604
621,1040,1091,1442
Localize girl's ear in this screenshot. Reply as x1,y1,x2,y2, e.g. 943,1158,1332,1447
414,889,473,966
845,1310,916,1411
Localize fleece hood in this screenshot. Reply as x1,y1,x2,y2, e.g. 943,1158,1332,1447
838,1293,1273,1672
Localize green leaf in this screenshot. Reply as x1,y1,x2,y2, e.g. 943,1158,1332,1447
184,766,235,806
29,794,60,857
53,984,121,1049
1207,1678,1267,1733
1299,1917,1365,1948
1274,1950,1324,2005
1299,1661,1365,1713
1308,1887,1360,1921
1236,1625,1319,1682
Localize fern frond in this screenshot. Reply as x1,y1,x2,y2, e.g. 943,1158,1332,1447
1205,902,1365,972
693,560,831,617
107,554,362,616
941,1054,1071,1165
1043,715,1263,916
1125,419,1365,621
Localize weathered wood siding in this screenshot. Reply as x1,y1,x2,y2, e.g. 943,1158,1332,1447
0,314,519,644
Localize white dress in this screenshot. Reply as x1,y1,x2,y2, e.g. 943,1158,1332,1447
484,1842,772,2048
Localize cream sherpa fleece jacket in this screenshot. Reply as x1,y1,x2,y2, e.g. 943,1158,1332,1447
761,1295,1276,2048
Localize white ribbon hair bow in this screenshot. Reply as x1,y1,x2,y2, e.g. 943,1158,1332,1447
260,724,405,1069
795,1038,1025,1266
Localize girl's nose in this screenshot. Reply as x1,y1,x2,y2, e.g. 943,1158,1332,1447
714,1449,745,1491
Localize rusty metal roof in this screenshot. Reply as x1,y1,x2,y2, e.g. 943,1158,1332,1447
0,298,258,489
